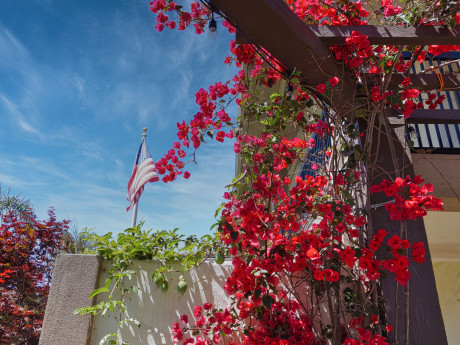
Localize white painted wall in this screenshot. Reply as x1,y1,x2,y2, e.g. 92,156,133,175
87,258,460,345
89,259,236,345
425,210,460,345
87,259,460,345
433,260,460,345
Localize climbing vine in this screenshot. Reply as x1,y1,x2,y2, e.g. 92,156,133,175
74,225,223,345
78,0,459,344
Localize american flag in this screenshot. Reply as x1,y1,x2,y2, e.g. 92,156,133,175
127,138,159,211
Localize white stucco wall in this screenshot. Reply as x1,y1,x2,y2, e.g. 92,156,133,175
41,254,459,345
424,210,460,344
89,259,235,345
433,260,460,345
88,260,460,345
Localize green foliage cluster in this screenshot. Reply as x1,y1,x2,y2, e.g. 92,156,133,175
0,185,33,224
74,224,222,345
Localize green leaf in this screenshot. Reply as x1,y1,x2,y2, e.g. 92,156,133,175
343,287,353,295
99,333,117,345
261,117,276,127
230,231,238,241
407,139,415,149
253,269,268,277
214,203,225,218
261,295,274,310
129,285,139,294
89,287,109,300
123,270,136,280
354,109,368,118
73,306,98,315
105,301,115,312
269,93,281,101
104,277,113,289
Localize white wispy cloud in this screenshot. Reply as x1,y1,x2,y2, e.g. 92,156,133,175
0,94,41,135
72,77,87,101
0,26,53,139
0,26,30,68
0,0,239,238
0,173,45,188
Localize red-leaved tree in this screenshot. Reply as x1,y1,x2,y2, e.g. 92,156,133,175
0,209,69,345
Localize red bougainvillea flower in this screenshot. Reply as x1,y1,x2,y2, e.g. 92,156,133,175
412,242,426,264
193,305,202,317
329,76,339,87
317,83,326,94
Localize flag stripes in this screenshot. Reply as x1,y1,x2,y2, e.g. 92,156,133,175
127,138,159,211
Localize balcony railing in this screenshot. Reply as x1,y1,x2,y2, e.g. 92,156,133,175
407,53,460,154
299,55,460,177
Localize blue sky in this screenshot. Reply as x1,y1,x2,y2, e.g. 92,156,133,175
0,0,238,237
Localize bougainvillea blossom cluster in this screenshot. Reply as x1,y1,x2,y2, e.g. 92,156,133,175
148,0,457,344
370,176,443,221
151,0,456,182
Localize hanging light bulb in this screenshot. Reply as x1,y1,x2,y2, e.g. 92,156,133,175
208,14,217,40
408,126,418,141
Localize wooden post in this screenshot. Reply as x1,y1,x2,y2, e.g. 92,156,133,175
367,113,448,345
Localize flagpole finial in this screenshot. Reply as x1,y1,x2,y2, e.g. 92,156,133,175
142,127,147,138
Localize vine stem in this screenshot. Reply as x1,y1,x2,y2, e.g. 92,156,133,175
334,284,341,345
372,282,382,336
225,169,247,188
402,221,410,345
381,108,399,175
394,282,399,345
382,47,404,93
403,46,425,78
405,280,410,345
417,58,460,76
326,287,337,344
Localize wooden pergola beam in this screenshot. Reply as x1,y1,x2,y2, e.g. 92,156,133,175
311,25,460,46
409,109,460,124
210,0,356,105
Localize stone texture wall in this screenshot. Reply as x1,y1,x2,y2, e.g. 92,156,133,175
39,254,102,345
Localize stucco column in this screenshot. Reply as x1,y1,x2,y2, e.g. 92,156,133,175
39,254,102,345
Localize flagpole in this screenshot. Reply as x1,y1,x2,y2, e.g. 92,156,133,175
130,202,138,228
130,128,148,228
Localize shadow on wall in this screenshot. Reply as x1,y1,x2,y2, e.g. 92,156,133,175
89,259,237,345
